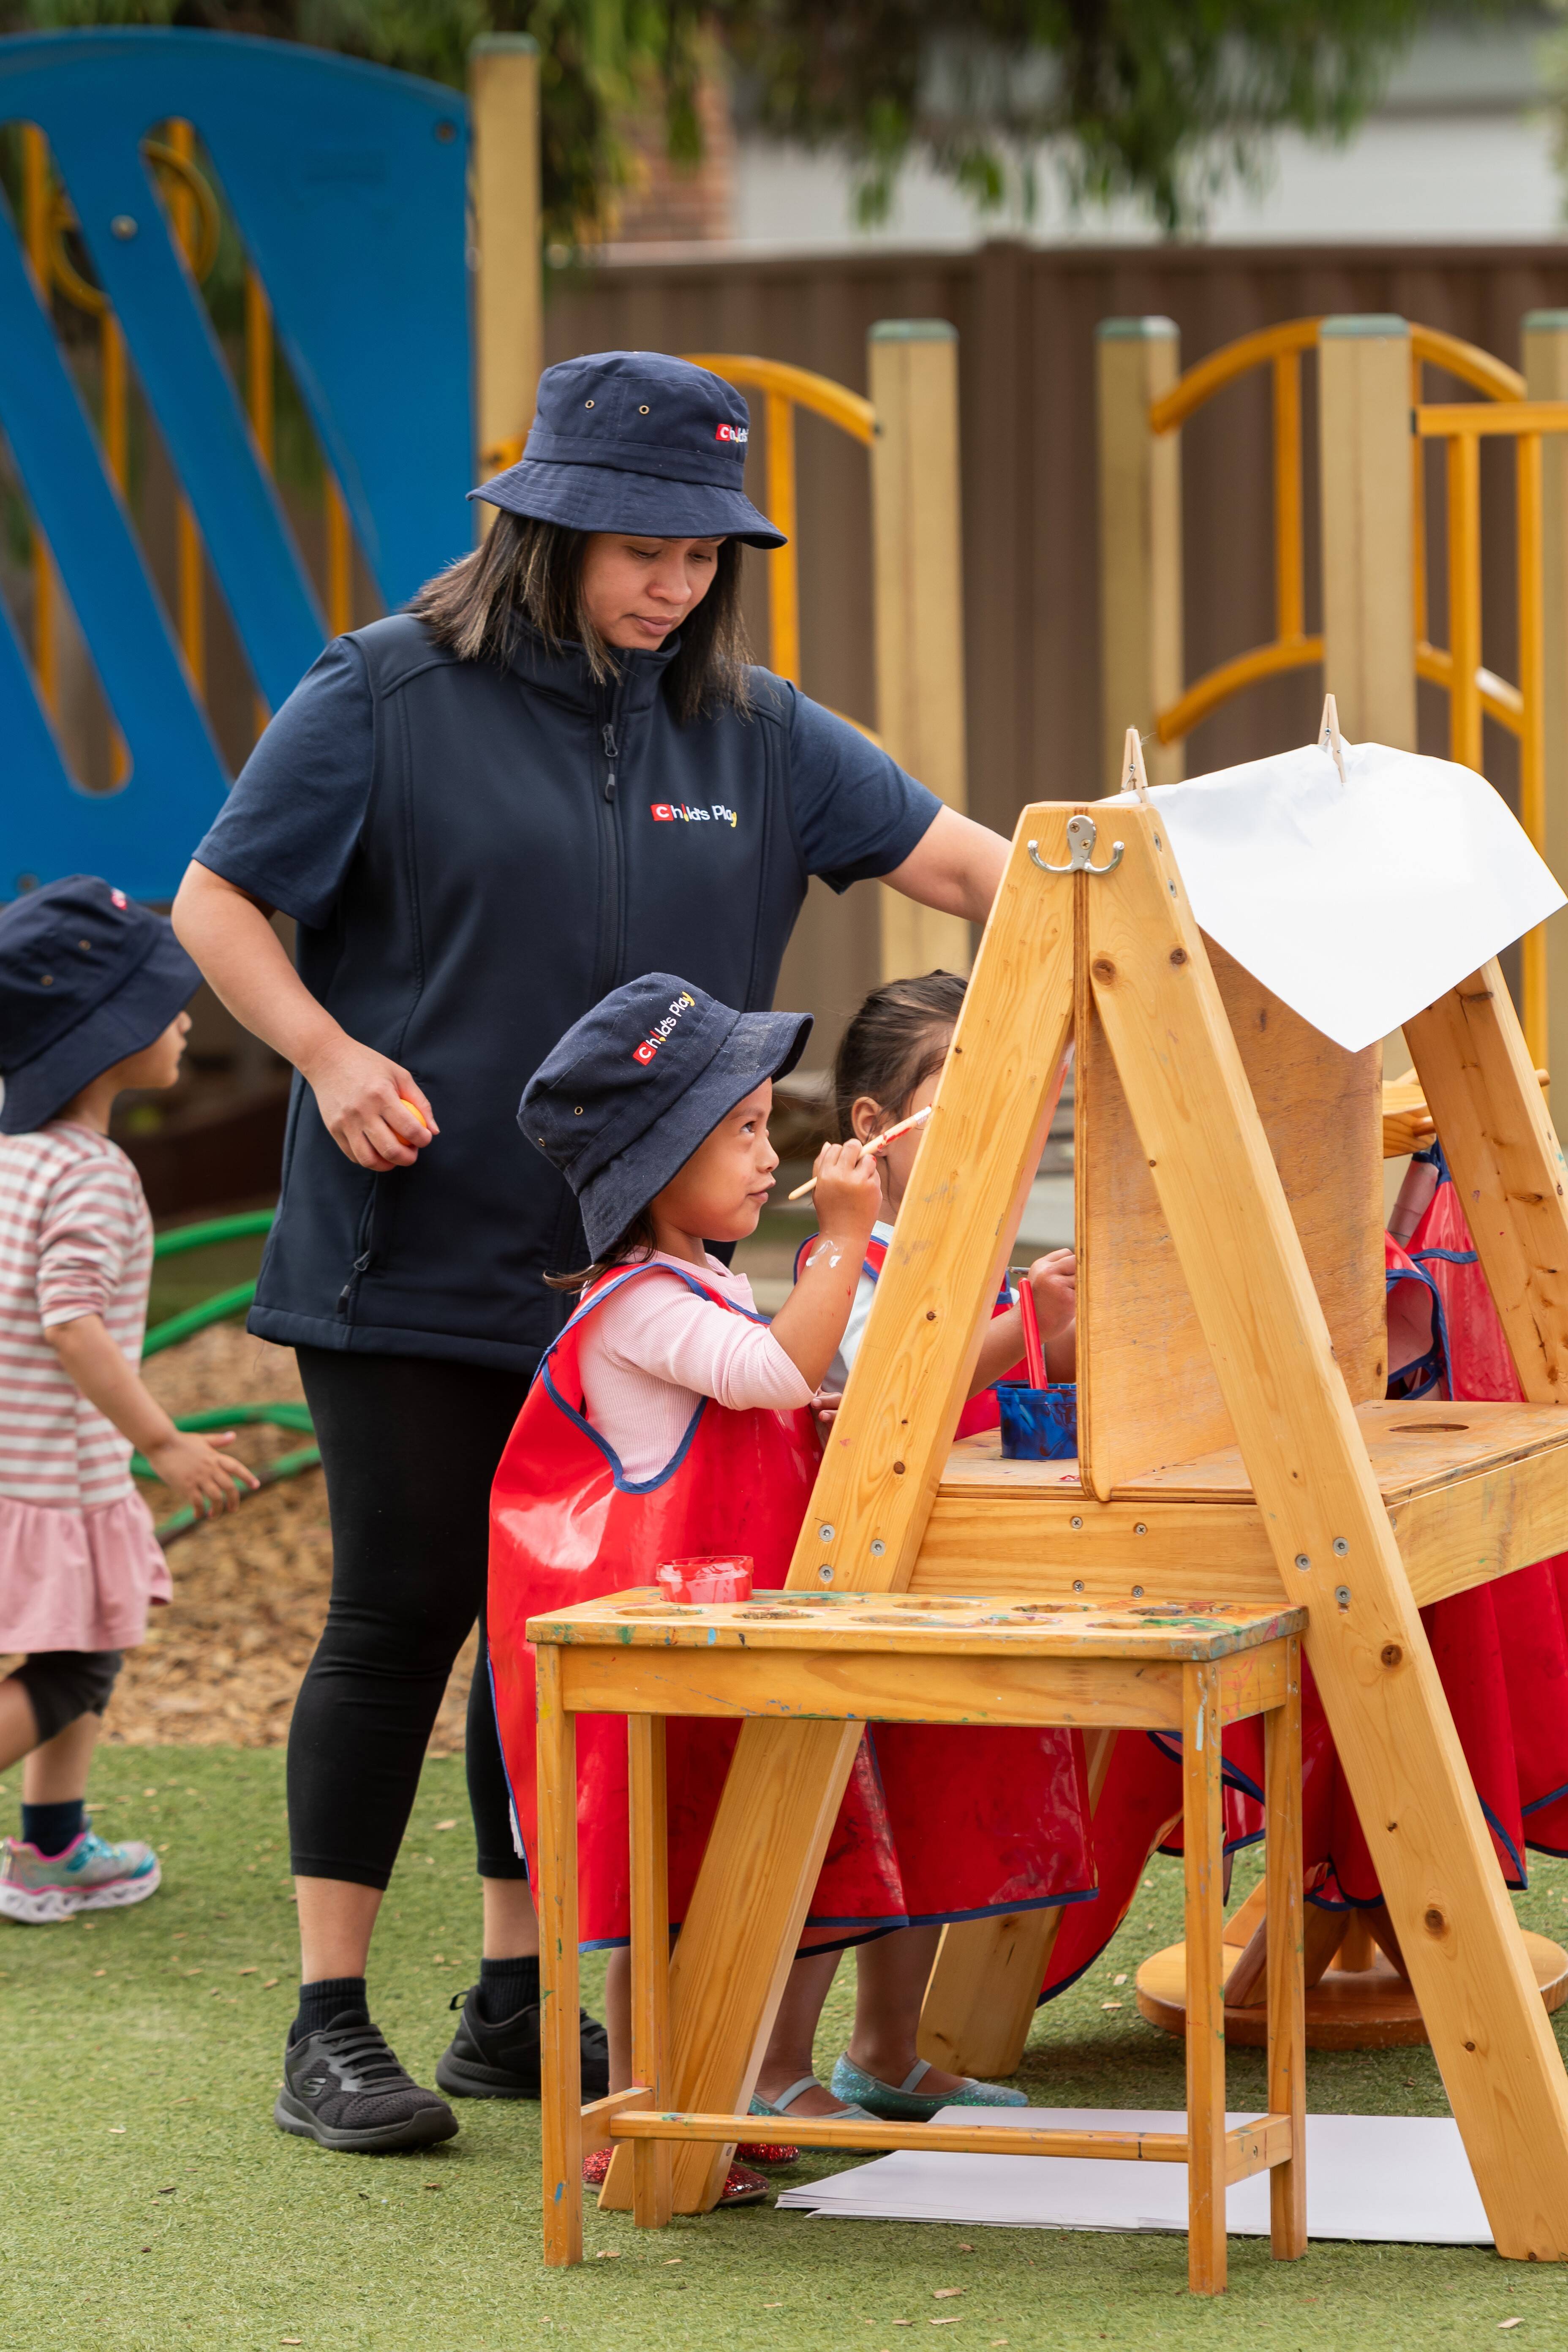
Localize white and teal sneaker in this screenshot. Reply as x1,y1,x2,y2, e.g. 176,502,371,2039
0,1829,160,1924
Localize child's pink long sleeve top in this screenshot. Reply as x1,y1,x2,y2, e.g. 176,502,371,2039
577,1252,811,1482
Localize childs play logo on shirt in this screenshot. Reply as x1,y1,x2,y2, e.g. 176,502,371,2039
633,990,696,1065
650,803,738,828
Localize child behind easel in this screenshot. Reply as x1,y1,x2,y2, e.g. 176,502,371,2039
753,971,1086,2127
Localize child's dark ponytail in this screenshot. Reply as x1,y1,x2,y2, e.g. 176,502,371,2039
831,971,967,1141
544,1206,659,1295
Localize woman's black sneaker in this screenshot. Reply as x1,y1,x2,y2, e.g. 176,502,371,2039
275,2012,459,2152
435,1983,610,2101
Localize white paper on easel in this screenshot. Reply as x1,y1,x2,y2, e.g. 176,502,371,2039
1103,740,1565,1054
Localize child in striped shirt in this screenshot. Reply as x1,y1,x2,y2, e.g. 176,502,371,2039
0,879,257,1923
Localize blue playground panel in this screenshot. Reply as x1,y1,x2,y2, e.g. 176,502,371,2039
0,30,472,897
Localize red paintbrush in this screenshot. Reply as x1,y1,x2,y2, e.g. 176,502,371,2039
1016,1269,1048,1388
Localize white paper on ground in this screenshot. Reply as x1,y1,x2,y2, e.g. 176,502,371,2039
1100,740,1565,1054
776,2107,1492,2244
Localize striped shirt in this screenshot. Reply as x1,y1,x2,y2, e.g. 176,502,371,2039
0,1123,152,1508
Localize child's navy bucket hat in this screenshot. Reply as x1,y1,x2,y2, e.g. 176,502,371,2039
471,351,786,548
521,973,811,1258
0,877,199,1134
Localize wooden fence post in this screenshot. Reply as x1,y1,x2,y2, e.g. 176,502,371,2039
1318,316,1416,749
1095,316,1183,796
868,320,973,982
468,36,542,526
1524,310,1568,1096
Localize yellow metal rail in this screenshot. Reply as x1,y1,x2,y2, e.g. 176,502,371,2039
1149,320,1323,748
1149,316,1535,756
1149,313,1562,1063
1412,396,1568,1062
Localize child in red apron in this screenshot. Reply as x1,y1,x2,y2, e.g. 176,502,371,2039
762,972,1094,2124
488,974,1095,2200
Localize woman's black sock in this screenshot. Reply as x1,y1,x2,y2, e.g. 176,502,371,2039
21,1798,84,1856
478,1954,541,2022
291,1976,370,2044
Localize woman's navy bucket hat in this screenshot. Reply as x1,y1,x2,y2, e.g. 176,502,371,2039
0,877,199,1135
521,973,811,1259
471,352,787,548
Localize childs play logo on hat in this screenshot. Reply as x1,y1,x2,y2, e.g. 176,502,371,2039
520,972,811,1260
633,990,695,1065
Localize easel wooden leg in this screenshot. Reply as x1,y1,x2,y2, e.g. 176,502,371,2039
918,1729,1119,2077
1183,1661,1227,2295
653,824,1081,2213
603,1717,866,2214
537,1648,583,2266
1266,1636,1307,2261
1091,814,1568,2259
628,1715,672,2230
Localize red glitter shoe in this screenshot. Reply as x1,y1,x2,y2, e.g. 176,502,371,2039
580,2148,771,2205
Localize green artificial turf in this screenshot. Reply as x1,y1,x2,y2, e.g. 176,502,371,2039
8,1748,1568,2351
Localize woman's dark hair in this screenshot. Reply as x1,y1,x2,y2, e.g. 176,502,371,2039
408,512,752,724
544,1205,659,1296
832,970,968,1142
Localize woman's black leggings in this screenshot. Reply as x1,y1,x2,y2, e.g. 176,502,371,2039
289,1347,533,1890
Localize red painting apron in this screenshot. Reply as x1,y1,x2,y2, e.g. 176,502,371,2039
488,1259,1097,1947
1287,1149,1568,1900
1044,1160,1568,2002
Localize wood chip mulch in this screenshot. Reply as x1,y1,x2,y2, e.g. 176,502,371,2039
9,1323,475,1753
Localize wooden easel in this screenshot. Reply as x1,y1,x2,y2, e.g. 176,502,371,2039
598,723,1568,2259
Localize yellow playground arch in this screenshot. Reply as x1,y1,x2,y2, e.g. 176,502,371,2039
1098,310,1568,1065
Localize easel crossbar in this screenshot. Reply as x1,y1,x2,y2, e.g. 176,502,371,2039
606,2107,1296,2180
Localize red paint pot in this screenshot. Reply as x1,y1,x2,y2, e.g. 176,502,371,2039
655,1555,754,1605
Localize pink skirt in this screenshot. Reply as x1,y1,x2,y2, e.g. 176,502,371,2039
0,1489,171,1653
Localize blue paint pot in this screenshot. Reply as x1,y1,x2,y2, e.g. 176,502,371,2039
996,1381,1078,1461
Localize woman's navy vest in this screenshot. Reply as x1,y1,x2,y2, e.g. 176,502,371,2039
248,618,808,1373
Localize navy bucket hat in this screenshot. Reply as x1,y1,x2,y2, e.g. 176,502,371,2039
521,973,811,1259
0,877,199,1135
471,352,786,548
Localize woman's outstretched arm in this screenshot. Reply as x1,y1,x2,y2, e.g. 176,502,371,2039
172,861,436,1173
882,804,1009,926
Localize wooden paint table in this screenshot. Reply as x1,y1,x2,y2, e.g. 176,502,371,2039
531,1586,1307,2295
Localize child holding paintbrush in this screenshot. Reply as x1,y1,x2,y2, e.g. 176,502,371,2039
805,970,1075,1429
751,971,1084,2127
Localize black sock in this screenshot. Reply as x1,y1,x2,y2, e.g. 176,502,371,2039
21,1799,84,1857
477,1954,540,2022
291,1976,370,2045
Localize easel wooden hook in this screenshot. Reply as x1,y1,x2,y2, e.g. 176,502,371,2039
1319,693,1347,786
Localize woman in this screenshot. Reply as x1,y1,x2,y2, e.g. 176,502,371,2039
173,348,1008,2153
